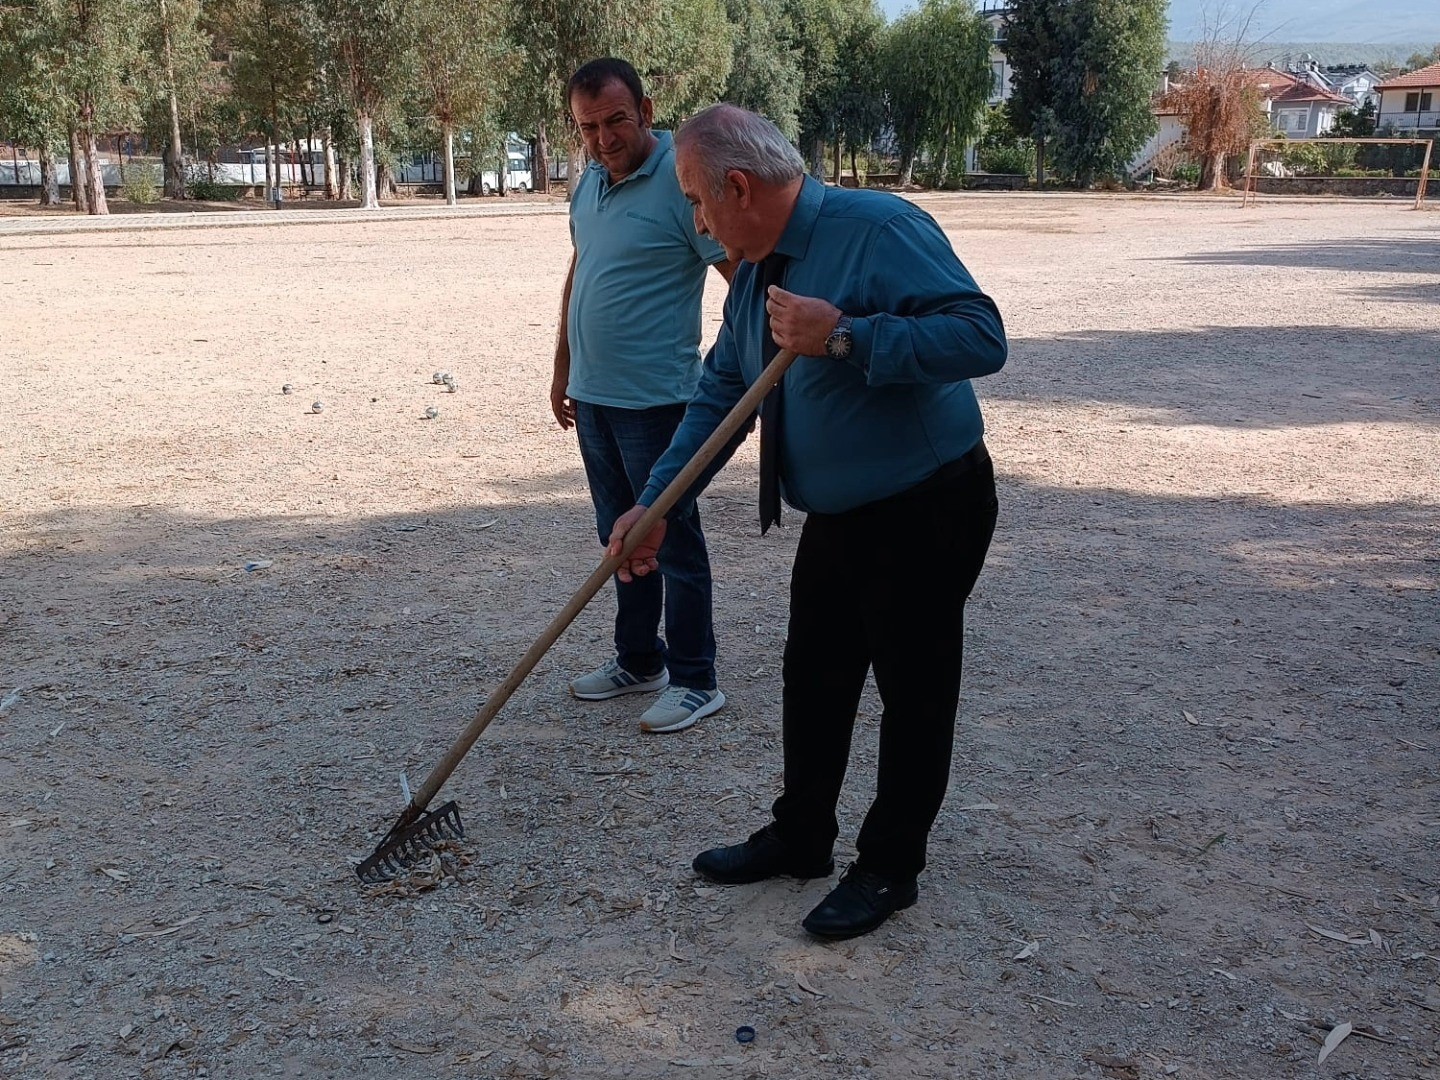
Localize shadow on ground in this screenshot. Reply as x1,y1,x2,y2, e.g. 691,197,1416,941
995,324,1440,428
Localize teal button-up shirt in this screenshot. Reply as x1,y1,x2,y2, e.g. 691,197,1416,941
640,177,1007,515
567,130,727,410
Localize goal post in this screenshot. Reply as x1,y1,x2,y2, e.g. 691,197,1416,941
1242,137,1433,210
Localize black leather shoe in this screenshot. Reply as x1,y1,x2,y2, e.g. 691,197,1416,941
692,824,834,885
801,865,919,939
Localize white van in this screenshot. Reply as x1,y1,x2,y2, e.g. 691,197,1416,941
479,154,533,194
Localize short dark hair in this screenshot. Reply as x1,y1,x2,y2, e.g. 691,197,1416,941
567,57,645,113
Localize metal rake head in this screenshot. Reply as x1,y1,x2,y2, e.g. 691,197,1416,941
356,800,465,884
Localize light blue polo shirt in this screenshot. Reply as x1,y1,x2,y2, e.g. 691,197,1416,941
567,130,726,410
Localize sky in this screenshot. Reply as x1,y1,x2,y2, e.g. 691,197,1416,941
875,1,1440,45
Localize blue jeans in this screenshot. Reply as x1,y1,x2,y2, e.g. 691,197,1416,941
574,400,717,691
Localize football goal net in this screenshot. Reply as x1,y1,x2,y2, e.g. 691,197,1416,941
1242,137,1433,210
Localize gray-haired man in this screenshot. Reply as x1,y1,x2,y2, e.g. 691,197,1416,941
609,104,1008,940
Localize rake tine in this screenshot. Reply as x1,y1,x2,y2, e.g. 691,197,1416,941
356,800,466,884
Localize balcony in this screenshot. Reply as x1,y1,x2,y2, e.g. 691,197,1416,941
1377,110,1440,133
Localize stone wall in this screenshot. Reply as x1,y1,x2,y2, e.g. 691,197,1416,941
1252,176,1431,198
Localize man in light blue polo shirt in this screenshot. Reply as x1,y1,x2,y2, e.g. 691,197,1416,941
552,58,734,735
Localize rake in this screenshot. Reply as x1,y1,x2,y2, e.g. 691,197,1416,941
357,348,798,884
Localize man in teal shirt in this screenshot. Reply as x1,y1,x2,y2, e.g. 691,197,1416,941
553,59,734,734
610,105,1006,940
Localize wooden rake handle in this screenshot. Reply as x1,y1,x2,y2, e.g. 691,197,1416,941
403,348,798,817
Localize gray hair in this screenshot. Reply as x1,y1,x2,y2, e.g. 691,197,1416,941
675,104,805,196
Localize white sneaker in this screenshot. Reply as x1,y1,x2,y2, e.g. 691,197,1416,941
570,658,669,701
639,686,726,734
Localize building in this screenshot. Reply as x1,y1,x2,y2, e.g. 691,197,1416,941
1246,68,1351,138
979,2,1012,106
1375,62,1440,136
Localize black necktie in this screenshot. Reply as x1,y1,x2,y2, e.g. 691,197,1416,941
757,254,788,535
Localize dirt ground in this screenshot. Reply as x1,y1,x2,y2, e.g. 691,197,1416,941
1,192,1437,1080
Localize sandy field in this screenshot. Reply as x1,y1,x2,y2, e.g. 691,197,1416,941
1,192,1438,1080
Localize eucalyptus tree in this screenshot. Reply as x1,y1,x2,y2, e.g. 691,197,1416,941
217,0,315,199
37,0,149,214
148,0,210,196
316,0,414,208
411,0,507,205
0,3,69,204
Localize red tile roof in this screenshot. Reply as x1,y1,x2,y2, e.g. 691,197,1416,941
1270,81,1351,105
1377,62,1440,90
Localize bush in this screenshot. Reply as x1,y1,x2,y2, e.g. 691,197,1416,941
1173,163,1201,186
121,164,161,204
979,145,1032,176
187,177,242,201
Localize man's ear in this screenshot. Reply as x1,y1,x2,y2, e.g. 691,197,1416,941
640,96,655,129
726,169,751,208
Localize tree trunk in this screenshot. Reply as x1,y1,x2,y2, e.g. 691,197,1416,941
297,132,310,189
323,129,336,199
40,144,60,206
1036,135,1048,186
359,113,378,208
159,0,187,198
83,124,108,215
69,129,89,212
832,137,842,185
339,155,353,200
263,142,274,203
534,123,549,194
1202,150,1226,191
809,136,825,178
442,122,456,206
565,142,583,201
850,146,860,189
899,148,915,187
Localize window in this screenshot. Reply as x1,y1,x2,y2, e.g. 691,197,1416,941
1404,92,1432,112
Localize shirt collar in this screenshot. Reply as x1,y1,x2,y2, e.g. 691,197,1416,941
771,174,824,261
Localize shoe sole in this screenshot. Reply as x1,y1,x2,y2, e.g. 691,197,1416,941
802,884,920,940
640,689,726,734
693,857,836,886
570,670,670,701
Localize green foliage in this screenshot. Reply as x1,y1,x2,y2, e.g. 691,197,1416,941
1172,162,1200,185
120,161,161,201
723,0,804,138
185,173,243,200
979,144,1032,176
882,0,993,181
1328,101,1377,139
977,103,1034,176
1006,0,1167,186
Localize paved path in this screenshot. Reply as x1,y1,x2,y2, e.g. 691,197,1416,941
0,200,568,238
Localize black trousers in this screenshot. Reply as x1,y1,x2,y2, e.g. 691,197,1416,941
771,454,998,880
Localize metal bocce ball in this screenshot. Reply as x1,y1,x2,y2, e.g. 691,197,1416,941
424,406,439,420
282,383,294,395
312,401,324,413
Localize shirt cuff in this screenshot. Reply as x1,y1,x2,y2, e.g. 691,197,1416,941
638,480,664,507
847,315,875,377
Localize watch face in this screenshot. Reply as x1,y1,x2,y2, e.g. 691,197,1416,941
827,331,852,359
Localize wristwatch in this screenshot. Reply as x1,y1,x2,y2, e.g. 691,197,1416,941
824,315,854,360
